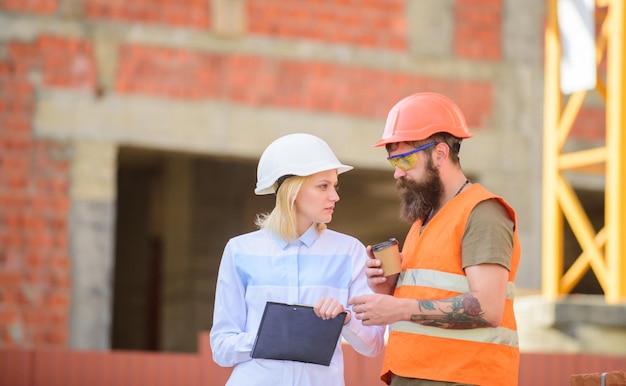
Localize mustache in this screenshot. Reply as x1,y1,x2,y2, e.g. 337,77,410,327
397,177,416,191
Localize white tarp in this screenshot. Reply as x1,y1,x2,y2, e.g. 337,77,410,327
558,0,596,94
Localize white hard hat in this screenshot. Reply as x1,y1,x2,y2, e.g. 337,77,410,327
255,133,353,195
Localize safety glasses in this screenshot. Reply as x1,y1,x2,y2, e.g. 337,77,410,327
387,142,438,170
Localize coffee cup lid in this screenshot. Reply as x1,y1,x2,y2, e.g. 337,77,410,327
372,238,398,251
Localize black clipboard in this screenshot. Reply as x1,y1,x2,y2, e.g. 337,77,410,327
251,301,346,366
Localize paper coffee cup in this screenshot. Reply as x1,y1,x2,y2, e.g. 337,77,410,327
371,238,401,276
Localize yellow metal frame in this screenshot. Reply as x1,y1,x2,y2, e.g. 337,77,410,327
542,0,626,304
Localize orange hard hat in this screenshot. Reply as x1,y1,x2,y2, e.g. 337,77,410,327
373,92,473,147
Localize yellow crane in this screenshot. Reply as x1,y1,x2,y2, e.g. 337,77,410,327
542,0,626,304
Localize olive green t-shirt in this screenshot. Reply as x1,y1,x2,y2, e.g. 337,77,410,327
461,198,514,270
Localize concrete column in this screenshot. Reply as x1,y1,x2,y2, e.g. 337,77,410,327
69,141,117,349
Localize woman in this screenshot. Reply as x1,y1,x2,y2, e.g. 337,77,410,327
210,133,385,385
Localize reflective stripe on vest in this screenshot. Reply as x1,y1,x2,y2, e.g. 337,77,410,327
398,268,516,300
391,322,518,346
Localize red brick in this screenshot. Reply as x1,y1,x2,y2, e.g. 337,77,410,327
247,0,407,50
24,268,51,287
45,328,67,345
22,309,52,326
0,133,31,151
454,0,502,61
1,192,27,208
30,328,47,346
22,213,46,231
0,287,20,305
0,271,23,286
51,272,71,288
0,0,58,14
6,42,33,58
4,212,22,228
2,231,23,248
50,255,69,270
22,308,67,328
24,253,46,268
0,61,13,76
0,309,20,325
46,291,70,309
570,371,626,386
37,36,97,90
3,80,33,98
0,327,9,344
53,233,68,249
84,0,210,28
0,102,33,123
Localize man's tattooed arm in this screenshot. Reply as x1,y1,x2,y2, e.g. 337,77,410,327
411,292,492,329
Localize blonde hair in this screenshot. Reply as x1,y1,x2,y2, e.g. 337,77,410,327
255,175,326,241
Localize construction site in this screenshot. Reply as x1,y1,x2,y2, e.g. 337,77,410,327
0,0,625,385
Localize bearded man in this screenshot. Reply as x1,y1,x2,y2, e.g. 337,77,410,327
349,93,522,386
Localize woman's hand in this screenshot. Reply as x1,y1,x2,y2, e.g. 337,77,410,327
313,297,351,325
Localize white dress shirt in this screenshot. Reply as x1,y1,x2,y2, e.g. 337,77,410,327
210,225,385,386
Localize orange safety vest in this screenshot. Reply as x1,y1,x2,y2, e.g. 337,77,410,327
381,184,521,386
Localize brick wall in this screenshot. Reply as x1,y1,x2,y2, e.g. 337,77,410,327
116,45,492,125
84,0,210,28
0,37,74,347
454,0,502,60
0,0,58,14
247,0,407,49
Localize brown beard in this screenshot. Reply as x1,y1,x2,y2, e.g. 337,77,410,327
397,158,443,223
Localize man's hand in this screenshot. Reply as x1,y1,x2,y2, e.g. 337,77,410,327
365,245,399,295
348,294,409,326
